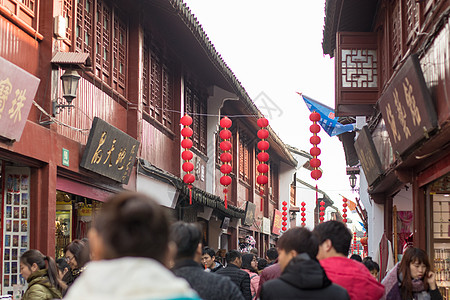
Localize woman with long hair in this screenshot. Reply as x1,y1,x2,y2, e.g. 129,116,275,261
20,249,65,300
382,247,442,300
63,239,90,286
241,253,260,299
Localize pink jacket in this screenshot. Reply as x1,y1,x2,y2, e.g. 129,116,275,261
320,256,385,300
243,269,260,299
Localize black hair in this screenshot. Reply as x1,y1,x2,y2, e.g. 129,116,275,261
350,254,362,262
313,220,352,256
362,256,380,272
277,227,319,259
257,258,268,271
170,222,202,260
21,250,66,293
266,247,278,260
241,253,257,273
202,247,216,258
93,191,171,263
225,250,242,264
64,239,90,269
56,258,74,288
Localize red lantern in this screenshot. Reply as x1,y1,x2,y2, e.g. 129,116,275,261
219,117,233,209
310,147,321,157
301,201,306,227
311,169,322,180
310,135,321,145
282,226,287,231
310,158,321,168
309,124,320,134
181,114,195,205
282,216,287,221
309,112,321,122
282,211,287,216
257,117,270,211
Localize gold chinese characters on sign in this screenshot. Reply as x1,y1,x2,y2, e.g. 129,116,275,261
354,126,383,186
80,117,140,184
379,54,437,156
0,57,40,141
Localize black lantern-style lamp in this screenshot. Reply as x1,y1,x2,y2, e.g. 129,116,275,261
60,68,81,106
346,166,360,191
349,173,357,189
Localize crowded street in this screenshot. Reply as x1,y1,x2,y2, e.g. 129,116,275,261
0,0,449,299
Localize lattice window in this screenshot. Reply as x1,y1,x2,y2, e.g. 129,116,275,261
405,0,419,45
112,13,127,94
75,0,93,55
184,80,207,154
391,1,402,67
63,0,73,41
341,49,378,88
239,137,250,184
270,163,279,202
95,2,111,80
21,0,35,12
143,41,150,108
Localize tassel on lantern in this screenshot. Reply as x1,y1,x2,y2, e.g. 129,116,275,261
309,111,323,222
257,117,270,212
219,117,232,209
181,114,195,205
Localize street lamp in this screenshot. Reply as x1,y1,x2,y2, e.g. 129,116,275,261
53,68,81,114
349,173,357,189
346,166,360,191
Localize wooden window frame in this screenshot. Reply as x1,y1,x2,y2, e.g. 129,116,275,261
184,78,207,154
239,136,251,184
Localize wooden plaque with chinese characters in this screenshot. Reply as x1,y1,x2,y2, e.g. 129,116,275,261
354,126,384,186
378,54,437,156
243,202,256,226
0,56,40,141
80,117,140,184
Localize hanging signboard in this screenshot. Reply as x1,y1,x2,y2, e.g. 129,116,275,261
80,117,140,184
0,56,40,142
379,54,437,156
354,126,384,186
243,202,256,226
272,209,282,235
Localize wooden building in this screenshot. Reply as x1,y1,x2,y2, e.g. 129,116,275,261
323,0,450,291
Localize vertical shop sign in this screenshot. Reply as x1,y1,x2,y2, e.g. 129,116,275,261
80,117,140,184
272,209,282,235
354,126,384,186
62,148,70,167
0,56,40,141
243,202,256,226
379,54,437,156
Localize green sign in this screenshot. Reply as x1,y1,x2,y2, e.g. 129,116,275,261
62,148,69,167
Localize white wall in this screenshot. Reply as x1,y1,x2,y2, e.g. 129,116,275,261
279,161,297,231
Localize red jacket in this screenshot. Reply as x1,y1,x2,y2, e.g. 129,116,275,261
256,263,281,298
320,257,384,300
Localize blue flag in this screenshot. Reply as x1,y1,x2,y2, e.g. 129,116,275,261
300,94,355,137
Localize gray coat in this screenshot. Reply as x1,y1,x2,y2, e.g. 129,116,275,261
172,260,245,300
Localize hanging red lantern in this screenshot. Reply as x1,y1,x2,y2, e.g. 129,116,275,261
301,201,306,227
308,110,323,222
281,200,288,232
181,114,195,205
342,197,348,223
256,117,270,211
219,116,233,209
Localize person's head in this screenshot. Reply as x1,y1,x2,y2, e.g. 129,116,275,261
362,256,380,280
313,221,352,259
225,250,242,267
170,222,202,263
241,253,258,272
56,258,74,284
201,247,216,269
64,239,90,270
88,192,171,264
20,250,65,292
266,247,278,262
398,247,431,299
257,258,268,271
277,227,319,271
350,254,362,262
250,248,258,256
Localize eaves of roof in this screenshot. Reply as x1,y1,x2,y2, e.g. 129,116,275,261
166,0,297,168
296,178,334,206
138,160,245,219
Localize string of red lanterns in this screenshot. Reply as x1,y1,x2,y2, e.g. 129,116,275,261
219,117,232,209
300,201,306,226
281,201,288,232
352,231,357,254
342,197,348,223
309,111,324,222
181,114,195,205
256,117,270,212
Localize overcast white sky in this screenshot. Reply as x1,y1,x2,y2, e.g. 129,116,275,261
184,0,359,215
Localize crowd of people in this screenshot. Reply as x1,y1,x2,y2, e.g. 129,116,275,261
18,192,443,299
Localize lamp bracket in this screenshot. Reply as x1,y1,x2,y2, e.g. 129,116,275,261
52,97,74,115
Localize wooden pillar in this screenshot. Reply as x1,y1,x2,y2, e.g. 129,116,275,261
384,196,393,242
413,180,426,249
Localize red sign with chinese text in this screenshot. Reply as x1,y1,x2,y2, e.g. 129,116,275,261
0,56,40,141
272,209,282,235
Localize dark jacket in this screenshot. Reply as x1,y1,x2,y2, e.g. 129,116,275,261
23,269,63,300
260,254,350,300
210,261,224,272
216,263,252,300
172,259,244,300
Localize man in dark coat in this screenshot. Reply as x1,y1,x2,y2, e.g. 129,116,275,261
170,222,244,300
216,250,252,300
260,227,349,300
